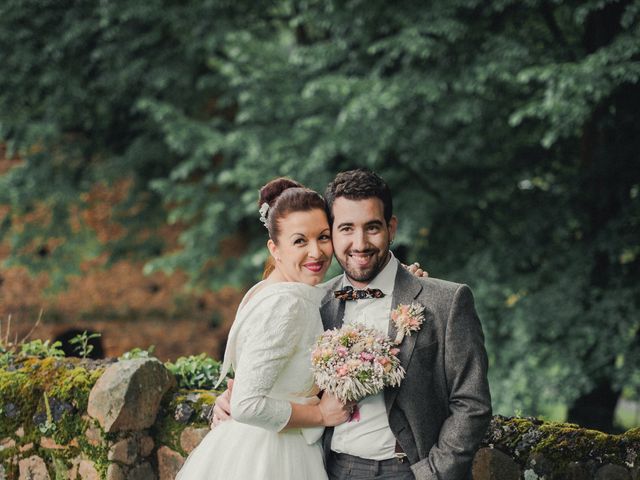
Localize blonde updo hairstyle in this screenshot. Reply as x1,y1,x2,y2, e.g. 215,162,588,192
258,177,327,278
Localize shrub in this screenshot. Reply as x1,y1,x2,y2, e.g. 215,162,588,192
165,354,227,390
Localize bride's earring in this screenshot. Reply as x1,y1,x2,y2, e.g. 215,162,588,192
267,239,281,263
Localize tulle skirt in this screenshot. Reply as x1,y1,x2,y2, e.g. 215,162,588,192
175,419,327,480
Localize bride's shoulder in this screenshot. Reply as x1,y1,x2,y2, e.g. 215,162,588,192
248,282,324,309
266,282,324,302
238,283,322,335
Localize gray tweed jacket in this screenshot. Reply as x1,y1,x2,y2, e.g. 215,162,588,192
319,267,492,480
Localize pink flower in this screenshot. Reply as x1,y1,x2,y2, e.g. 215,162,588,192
391,303,425,344
349,405,361,423
311,322,406,402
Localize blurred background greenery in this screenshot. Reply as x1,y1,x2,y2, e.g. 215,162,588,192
0,0,638,433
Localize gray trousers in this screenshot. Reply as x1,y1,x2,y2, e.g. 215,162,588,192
327,451,415,480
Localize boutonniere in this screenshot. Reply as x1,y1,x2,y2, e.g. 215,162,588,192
391,303,425,344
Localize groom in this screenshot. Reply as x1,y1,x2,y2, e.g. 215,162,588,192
216,168,491,480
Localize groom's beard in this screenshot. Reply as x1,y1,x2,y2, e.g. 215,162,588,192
337,248,391,285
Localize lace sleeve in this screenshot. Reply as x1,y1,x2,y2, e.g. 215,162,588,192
230,292,305,432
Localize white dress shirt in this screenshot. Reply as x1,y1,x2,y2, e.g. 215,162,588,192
330,253,399,460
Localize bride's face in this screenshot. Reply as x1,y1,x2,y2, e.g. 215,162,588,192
268,208,333,285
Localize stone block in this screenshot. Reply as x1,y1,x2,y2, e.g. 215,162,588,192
78,460,99,480
19,442,34,453
40,437,63,450
180,427,209,454
84,426,103,446
472,447,520,480
108,437,137,465
106,463,126,480
0,437,16,450
596,464,631,480
18,455,51,480
566,461,591,480
157,446,185,480
40,436,78,450
87,359,175,432
138,435,155,458
129,462,155,480
68,456,81,480
527,452,553,477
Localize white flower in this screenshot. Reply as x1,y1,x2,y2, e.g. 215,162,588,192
259,202,269,228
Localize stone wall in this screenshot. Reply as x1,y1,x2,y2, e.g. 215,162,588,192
1,357,638,479
472,416,639,480
0,357,180,480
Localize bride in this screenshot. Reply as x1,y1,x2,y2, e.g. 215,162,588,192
176,178,353,480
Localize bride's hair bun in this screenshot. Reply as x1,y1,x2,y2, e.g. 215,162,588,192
258,178,303,208
257,177,326,241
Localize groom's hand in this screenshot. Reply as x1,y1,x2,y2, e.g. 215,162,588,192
211,379,234,428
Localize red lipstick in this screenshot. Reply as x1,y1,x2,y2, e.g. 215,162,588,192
304,262,324,273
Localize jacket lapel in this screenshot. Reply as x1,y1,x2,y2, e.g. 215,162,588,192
385,267,424,412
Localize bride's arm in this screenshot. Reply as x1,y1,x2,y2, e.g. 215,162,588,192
286,392,351,428
216,383,350,428
230,293,349,431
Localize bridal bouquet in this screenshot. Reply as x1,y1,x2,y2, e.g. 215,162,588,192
311,323,405,403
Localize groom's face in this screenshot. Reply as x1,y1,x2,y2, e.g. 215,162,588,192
331,197,397,288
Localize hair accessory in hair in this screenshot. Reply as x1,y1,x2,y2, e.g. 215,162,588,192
259,202,270,228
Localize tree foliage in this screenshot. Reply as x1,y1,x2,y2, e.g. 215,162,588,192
1,0,639,421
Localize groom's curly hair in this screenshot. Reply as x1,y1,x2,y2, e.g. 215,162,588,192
324,168,393,224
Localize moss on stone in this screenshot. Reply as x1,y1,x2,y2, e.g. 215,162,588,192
0,367,35,437
153,388,219,455
76,433,111,478
0,444,18,463
154,413,188,455
483,415,639,476
0,356,108,476
623,427,640,442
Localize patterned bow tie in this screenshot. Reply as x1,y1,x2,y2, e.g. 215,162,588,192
334,286,385,301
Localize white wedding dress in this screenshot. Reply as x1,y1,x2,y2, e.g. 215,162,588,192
176,281,328,480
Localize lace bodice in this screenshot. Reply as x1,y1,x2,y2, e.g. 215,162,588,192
221,282,326,432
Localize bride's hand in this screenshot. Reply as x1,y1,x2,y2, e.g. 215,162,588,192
318,393,354,426
402,261,428,278
211,379,234,428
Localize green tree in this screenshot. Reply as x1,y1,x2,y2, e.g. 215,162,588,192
1,0,639,430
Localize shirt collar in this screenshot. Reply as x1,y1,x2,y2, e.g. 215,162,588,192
341,252,399,295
